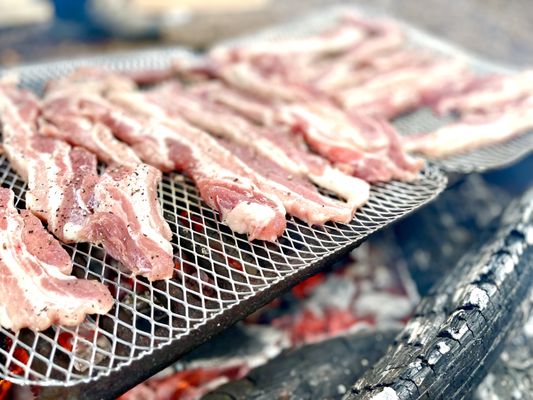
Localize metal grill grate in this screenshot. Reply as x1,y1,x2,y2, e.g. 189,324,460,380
0,149,445,389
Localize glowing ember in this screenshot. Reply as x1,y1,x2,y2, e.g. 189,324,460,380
178,211,204,233
57,332,74,352
291,273,326,299
0,380,12,400
120,365,246,400
274,308,363,345
227,257,243,271
0,337,30,400
3,338,29,376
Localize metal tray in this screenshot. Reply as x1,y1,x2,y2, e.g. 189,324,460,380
222,5,533,174
0,47,446,398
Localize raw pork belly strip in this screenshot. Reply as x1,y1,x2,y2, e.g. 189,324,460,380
94,90,287,242
192,82,423,182
0,81,95,241
0,82,174,280
210,15,368,62
106,88,362,226
143,82,369,210
198,14,469,121
214,61,319,103
336,59,468,119
218,140,355,225
170,15,402,95
40,68,141,166
0,188,113,332
312,35,407,91
202,16,463,119
404,96,533,158
190,16,401,103
433,70,533,115
283,104,423,181
85,164,174,281
44,70,286,240
316,48,435,93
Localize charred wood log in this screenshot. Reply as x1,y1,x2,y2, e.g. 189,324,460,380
474,285,533,399
344,188,533,400
202,329,399,400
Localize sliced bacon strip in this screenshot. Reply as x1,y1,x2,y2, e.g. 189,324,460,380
0,82,174,280
284,104,423,181
404,96,533,158
0,80,41,181
107,88,363,226
85,164,174,281
40,69,141,167
27,144,100,243
328,20,404,63
216,61,319,103
315,47,428,92
192,82,423,182
190,14,406,105
186,20,390,103
0,188,113,332
433,70,533,115
337,59,468,119
143,82,369,211
312,25,405,91
94,89,287,241
0,81,97,242
210,17,367,63
218,140,354,225
189,81,274,125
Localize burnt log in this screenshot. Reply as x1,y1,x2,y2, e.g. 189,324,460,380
202,329,399,400
474,284,533,399
344,188,533,400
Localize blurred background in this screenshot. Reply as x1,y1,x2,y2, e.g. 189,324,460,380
0,0,533,68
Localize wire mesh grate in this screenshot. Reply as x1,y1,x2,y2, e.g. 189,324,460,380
0,148,446,387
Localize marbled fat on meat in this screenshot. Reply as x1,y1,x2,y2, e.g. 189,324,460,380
193,83,422,182
40,68,141,167
142,82,369,217
0,188,113,332
86,164,174,281
100,88,287,241
0,81,174,280
404,96,533,158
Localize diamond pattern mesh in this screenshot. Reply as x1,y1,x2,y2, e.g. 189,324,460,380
0,150,445,386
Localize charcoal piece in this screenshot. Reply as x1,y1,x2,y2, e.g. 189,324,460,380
202,329,398,400
344,188,533,400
